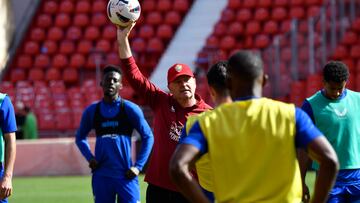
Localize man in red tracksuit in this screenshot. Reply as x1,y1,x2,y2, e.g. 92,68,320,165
117,24,212,203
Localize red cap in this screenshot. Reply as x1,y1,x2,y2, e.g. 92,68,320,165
167,63,194,83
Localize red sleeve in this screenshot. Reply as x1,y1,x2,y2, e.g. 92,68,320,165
120,56,168,108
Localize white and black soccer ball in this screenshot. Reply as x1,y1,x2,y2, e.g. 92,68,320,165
107,0,141,27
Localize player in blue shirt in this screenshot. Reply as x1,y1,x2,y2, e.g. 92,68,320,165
0,93,17,202
76,65,154,203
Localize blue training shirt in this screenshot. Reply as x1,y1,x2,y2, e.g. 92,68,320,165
0,95,17,133
76,97,154,178
182,107,322,154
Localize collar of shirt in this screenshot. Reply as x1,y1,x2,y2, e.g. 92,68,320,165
234,96,260,101
320,89,347,100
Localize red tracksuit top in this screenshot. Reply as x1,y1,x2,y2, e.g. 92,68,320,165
121,57,212,192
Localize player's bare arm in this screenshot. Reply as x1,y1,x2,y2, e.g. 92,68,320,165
169,144,210,203
306,136,339,203
0,132,16,200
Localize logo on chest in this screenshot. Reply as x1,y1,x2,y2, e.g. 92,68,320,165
333,108,348,117
169,121,183,142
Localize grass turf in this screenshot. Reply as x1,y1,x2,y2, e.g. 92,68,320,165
10,172,316,202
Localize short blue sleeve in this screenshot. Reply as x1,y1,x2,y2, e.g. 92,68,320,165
180,121,208,154
301,100,315,123
0,96,17,133
295,107,323,149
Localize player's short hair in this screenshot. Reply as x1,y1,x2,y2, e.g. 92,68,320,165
323,61,349,83
207,61,228,93
228,51,263,80
103,65,122,76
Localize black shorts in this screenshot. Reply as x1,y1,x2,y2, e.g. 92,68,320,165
146,184,190,203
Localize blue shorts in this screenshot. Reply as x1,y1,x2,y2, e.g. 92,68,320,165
92,174,140,203
0,164,7,203
201,187,214,203
328,169,360,203
328,184,360,203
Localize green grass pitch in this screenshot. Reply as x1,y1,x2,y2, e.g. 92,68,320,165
9,172,315,202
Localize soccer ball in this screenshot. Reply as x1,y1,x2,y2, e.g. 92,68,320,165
107,0,141,27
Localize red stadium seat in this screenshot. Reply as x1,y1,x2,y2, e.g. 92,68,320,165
131,38,146,53
156,24,173,40
45,68,61,81
213,22,227,37
254,8,270,21
271,7,288,21
205,36,219,48
306,0,323,5
280,20,292,33
245,21,261,35
16,55,33,69
290,0,305,6
106,52,121,65
255,34,270,49
43,1,58,14
10,69,26,82
52,54,69,69
342,58,355,73
165,11,181,26
307,6,321,17
66,26,82,40
28,69,45,81
92,0,106,13
274,0,288,6
69,53,85,68
34,54,50,69
75,1,91,13
91,13,107,27
47,27,64,41
227,0,241,9
228,22,243,36
84,26,100,40
59,1,74,13
243,36,254,49
24,41,40,55
59,40,75,55
257,0,272,8
139,25,155,39
351,45,360,58
147,38,164,53
300,23,311,38
219,36,236,51
342,31,358,45
38,113,56,130
86,53,104,69
63,68,78,84
263,20,279,35
41,40,58,54
30,27,46,42
332,45,347,59
96,39,111,53
236,9,252,22
55,13,71,28
73,13,90,27
289,7,305,19
36,14,52,28
146,11,162,26
173,0,189,13
242,0,256,8
142,0,156,12
77,40,93,54
221,8,235,23
102,25,117,40
157,0,172,12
